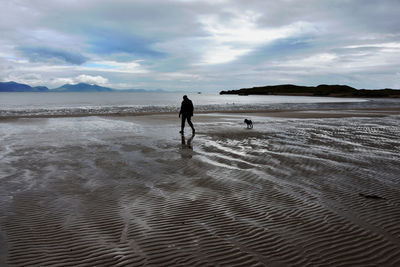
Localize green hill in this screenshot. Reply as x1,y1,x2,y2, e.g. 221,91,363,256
220,84,400,98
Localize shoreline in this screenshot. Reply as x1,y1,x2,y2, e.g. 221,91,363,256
1,106,400,120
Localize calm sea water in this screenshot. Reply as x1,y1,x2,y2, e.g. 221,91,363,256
0,92,396,117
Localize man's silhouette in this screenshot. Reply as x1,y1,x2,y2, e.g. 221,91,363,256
179,95,195,134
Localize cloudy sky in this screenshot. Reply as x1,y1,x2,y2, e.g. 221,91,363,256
1,0,400,92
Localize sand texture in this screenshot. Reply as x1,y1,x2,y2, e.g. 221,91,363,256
1,109,400,266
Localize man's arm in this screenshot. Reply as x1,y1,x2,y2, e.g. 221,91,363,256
190,101,194,116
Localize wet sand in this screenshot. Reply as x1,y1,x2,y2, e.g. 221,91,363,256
1,108,400,266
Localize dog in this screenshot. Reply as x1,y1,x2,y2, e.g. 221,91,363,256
244,119,253,129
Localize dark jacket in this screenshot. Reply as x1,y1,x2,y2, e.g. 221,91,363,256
179,98,194,117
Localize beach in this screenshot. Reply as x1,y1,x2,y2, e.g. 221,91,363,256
1,108,400,266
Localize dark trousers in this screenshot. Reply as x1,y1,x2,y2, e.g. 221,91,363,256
181,115,195,132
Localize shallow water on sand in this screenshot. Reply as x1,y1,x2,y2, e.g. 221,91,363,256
1,113,400,266
0,92,375,117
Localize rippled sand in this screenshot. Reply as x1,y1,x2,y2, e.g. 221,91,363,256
1,109,400,266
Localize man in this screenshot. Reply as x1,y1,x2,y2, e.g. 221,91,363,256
179,95,195,134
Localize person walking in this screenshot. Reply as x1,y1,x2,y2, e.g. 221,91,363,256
179,95,195,134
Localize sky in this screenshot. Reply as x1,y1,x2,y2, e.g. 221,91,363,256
1,0,400,92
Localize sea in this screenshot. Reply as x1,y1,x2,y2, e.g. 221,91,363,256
1,92,399,118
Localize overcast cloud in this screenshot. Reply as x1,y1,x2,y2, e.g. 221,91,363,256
1,0,400,91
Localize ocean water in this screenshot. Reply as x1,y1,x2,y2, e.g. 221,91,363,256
0,92,397,117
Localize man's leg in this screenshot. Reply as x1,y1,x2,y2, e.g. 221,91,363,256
187,116,195,134
180,115,186,133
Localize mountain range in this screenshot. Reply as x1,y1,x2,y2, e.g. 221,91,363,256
0,81,165,92
0,81,50,92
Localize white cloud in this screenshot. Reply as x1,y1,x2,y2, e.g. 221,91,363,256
197,46,251,65
49,75,108,87
344,42,400,49
196,11,318,65
155,72,201,81
5,73,44,87
176,0,228,3
83,60,149,74
51,77,75,86
199,13,315,45
154,11,317,67
75,74,108,85
1,58,149,76
278,53,337,68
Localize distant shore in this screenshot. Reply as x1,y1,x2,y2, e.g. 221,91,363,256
220,84,400,98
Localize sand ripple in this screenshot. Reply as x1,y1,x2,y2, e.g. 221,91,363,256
1,115,400,266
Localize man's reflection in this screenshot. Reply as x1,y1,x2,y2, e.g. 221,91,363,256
180,134,195,159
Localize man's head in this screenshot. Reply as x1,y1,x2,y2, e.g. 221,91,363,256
183,95,188,100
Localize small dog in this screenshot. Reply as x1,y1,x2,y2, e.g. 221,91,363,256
244,119,253,129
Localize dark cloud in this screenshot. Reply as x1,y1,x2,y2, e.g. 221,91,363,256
17,46,88,65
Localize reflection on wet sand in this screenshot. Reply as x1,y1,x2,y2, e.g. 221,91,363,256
180,134,195,159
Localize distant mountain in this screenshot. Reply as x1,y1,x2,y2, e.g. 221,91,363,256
52,83,113,92
220,84,400,98
0,81,167,93
117,88,166,93
33,86,50,92
0,81,49,92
